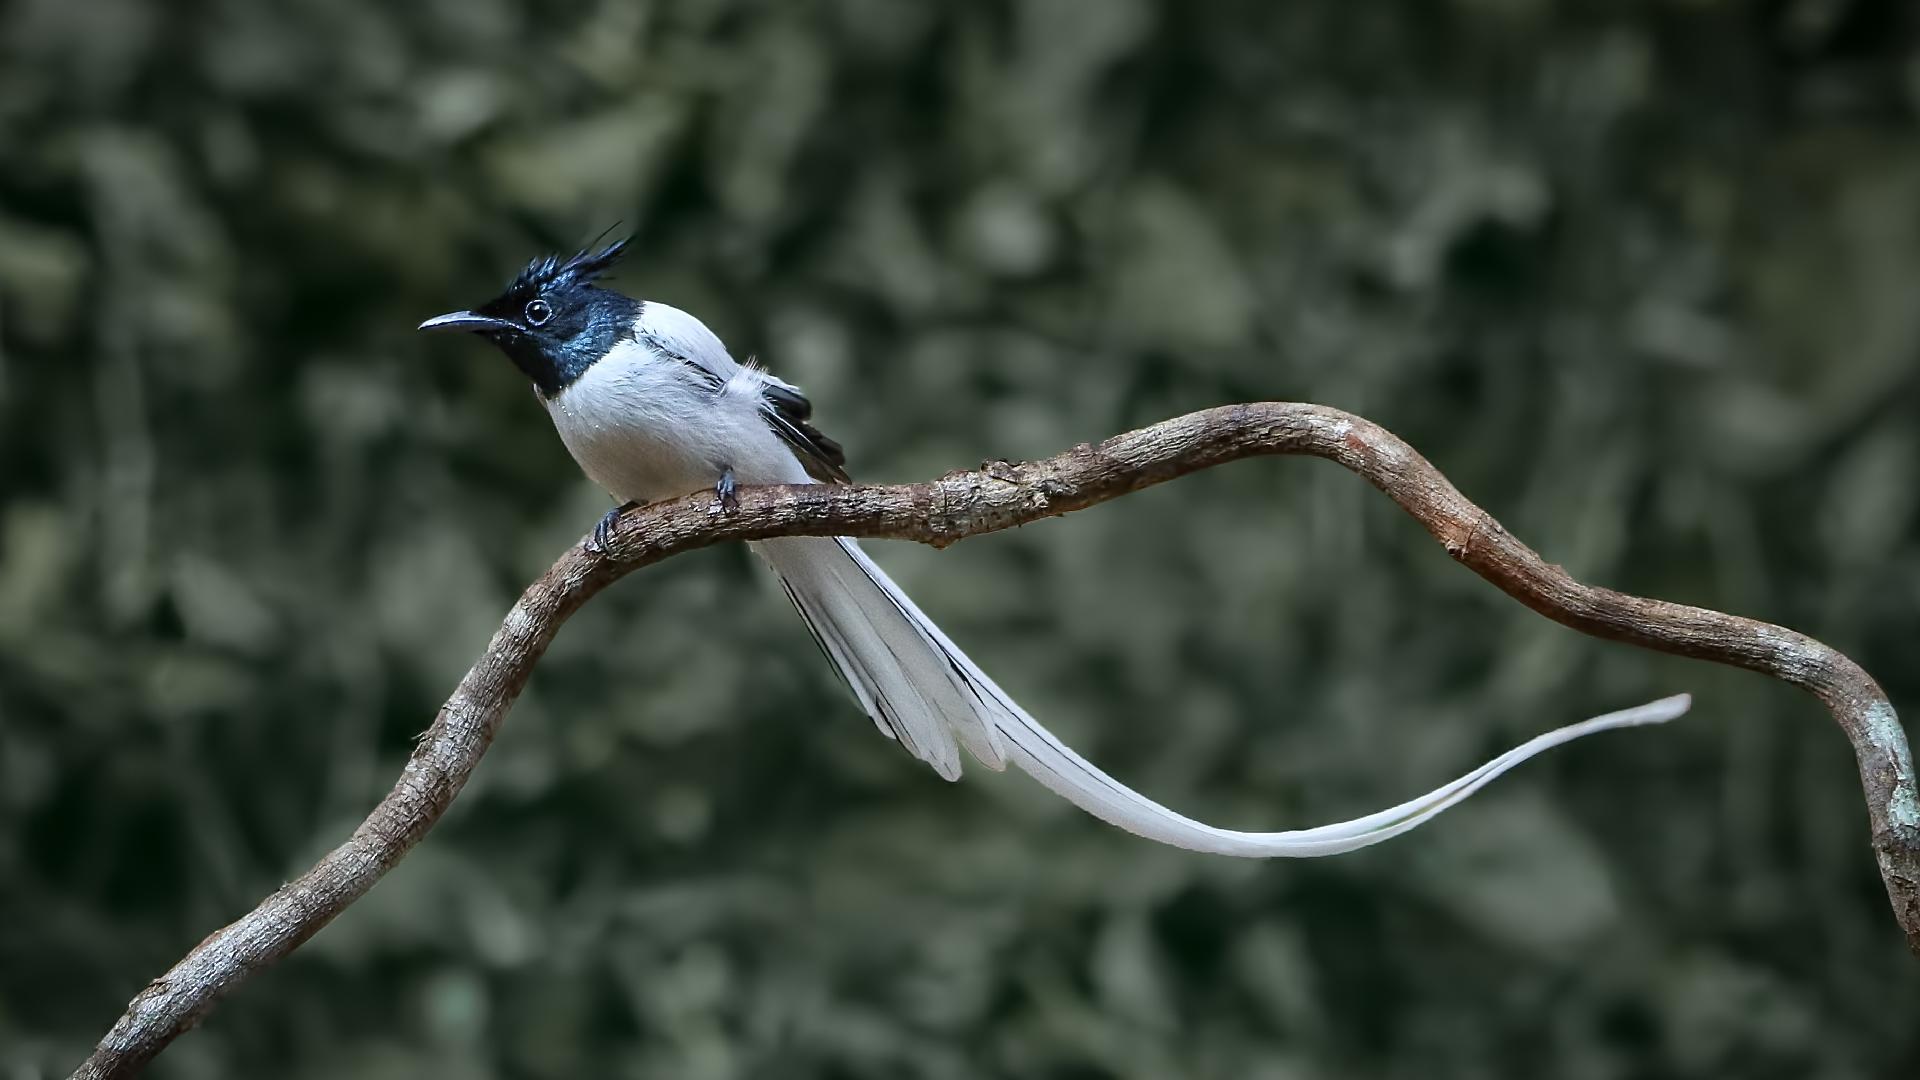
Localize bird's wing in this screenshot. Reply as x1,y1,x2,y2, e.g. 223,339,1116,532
631,303,849,483
637,328,726,392
759,381,850,484
633,301,741,387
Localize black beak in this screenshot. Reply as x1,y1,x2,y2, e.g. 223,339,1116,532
417,310,518,334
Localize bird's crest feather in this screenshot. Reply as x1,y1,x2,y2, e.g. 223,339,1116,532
509,234,630,296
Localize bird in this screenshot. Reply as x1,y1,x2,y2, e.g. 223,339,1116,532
419,236,1689,857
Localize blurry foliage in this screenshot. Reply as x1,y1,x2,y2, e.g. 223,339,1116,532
3,0,1920,1077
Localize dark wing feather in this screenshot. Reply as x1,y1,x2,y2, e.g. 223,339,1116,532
642,330,727,393
761,383,849,483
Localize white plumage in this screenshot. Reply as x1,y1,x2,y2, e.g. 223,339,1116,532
544,301,1688,856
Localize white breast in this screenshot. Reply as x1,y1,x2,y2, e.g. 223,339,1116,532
543,321,811,505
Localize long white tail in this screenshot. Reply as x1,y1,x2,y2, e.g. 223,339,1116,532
751,535,1688,857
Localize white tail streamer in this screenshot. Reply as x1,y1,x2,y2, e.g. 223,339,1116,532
753,535,1687,857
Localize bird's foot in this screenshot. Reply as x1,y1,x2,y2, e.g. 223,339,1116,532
586,501,640,554
712,467,739,514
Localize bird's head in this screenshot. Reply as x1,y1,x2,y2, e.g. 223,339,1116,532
418,236,642,397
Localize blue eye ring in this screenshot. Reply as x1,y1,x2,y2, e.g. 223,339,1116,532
524,298,552,326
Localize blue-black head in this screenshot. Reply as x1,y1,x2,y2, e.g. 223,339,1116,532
418,237,643,397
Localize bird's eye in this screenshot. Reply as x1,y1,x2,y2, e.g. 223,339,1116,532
524,298,553,326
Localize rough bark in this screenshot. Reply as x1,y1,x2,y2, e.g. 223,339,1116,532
69,402,1920,1079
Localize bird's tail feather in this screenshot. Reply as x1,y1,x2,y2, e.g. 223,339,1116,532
751,535,1688,857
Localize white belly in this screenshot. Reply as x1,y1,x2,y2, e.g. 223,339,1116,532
543,340,809,504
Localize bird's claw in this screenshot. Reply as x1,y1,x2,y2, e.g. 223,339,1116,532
713,467,739,514
586,502,639,555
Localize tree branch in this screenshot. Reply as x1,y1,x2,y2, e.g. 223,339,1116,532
70,402,1920,1078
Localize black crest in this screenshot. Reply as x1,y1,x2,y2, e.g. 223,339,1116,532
509,235,630,297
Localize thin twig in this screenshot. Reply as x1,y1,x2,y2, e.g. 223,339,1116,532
69,402,1919,1079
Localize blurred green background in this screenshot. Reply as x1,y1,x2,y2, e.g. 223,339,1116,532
4,0,1920,1076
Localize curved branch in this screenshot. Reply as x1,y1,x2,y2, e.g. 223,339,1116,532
70,402,1919,1079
